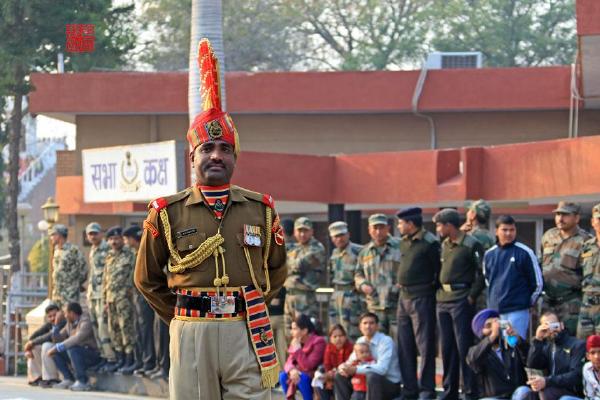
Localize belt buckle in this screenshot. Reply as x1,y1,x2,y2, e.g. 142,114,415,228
442,284,452,292
210,295,236,314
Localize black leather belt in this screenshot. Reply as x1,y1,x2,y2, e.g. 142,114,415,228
176,293,246,313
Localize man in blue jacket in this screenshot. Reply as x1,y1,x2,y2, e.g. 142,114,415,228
483,215,543,339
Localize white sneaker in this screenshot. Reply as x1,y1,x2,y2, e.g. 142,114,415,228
70,380,92,391
52,379,74,389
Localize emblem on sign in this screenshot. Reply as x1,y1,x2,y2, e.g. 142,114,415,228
205,120,223,139
120,151,141,192
244,225,262,247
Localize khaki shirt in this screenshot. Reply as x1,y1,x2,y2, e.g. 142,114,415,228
541,227,591,299
134,185,287,323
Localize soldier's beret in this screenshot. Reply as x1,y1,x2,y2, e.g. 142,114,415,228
368,214,388,226
593,203,600,219
396,207,422,220
123,226,142,240
553,201,581,215
48,224,68,237
328,221,348,236
294,217,313,230
468,199,491,220
105,226,123,238
433,208,460,227
85,222,102,234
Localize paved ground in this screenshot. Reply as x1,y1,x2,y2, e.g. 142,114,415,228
0,376,164,400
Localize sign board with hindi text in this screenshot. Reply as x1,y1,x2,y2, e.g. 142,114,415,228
82,140,186,203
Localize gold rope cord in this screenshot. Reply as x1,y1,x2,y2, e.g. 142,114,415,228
244,247,262,293
159,209,224,273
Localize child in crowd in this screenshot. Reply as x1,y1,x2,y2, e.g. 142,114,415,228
349,342,375,400
316,324,354,400
583,335,600,400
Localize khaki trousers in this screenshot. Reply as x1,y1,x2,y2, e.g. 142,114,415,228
169,318,271,400
27,343,59,381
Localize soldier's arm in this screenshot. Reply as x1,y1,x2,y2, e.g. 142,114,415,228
354,257,368,291
299,247,326,289
134,209,175,324
429,240,442,282
78,250,88,291
469,241,485,301
264,210,287,303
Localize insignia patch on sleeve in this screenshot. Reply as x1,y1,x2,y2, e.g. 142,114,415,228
262,193,275,209
271,214,285,246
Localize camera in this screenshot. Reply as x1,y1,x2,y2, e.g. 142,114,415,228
547,322,561,331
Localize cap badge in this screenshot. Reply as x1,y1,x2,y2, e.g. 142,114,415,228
205,119,223,139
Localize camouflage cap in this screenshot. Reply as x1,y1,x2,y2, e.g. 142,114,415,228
593,203,600,218
48,224,68,237
294,217,313,230
433,208,460,227
105,225,123,238
85,222,102,234
368,213,388,226
468,199,491,220
553,201,581,215
328,221,348,236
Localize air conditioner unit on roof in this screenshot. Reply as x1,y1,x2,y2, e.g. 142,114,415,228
425,52,482,69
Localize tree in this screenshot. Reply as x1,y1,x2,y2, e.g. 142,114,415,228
283,0,433,70
430,0,576,67
0,0,136,272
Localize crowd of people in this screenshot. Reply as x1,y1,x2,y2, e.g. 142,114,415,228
24,222,169,391
20,198,600,398
275,200,600,400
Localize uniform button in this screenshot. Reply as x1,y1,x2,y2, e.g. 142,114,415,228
189,245,193,249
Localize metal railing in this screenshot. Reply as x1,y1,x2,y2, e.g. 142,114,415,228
18,140,66,202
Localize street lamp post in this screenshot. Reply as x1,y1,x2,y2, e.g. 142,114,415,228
41,197,59,298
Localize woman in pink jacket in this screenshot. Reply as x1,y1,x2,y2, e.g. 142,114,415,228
279,314,326,400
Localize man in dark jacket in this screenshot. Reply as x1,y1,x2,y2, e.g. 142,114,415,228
483,215,543,339
512,311,586,400
48,302,100,391
467,309,528,399
24,303,66,386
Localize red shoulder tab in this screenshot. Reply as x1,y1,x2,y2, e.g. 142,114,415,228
151,198,168,212
262,193,275,209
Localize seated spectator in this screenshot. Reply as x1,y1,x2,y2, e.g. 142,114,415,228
512,311,586,400
24,303,65,386
581,335,600,400
466,309,528,399
317,324,354,400
47,302,100,391
280,314,326,400
349,342,376,400
335,312,401,400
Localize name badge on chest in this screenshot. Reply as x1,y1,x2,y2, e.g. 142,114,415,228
210,296,236,314
244,225,262,247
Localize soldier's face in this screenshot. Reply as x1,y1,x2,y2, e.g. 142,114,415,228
295,228,313,245
591,217,600,235
108,235,124,250
86,231,102,246
330,233,349,249
397,219,416,236
554,212,579,231
191,140,236,186
436,222,451,239
369,224,389,246
496,223,516,246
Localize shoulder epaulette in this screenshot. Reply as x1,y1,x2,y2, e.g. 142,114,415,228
147,189,191,211
424,231,438,244
232,185,275,208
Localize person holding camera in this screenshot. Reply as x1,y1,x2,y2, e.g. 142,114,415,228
466,309,529,399
512,311,586,400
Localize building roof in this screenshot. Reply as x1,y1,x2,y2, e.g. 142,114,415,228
30,66,572,116
577,0,600,36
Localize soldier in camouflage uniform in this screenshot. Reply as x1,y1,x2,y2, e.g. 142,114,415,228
577,203,600,338
541,201,592,336
355,213,400,335
84,222,116,371
284,217,326,337
461,199,495,311
327,221,363,340
49,224,87,309
103,226,137,373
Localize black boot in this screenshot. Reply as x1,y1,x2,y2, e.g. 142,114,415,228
88,358,107,372
119,353,141,375
102,351,124,373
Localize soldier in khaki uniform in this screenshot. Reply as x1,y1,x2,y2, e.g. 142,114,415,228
135,39,287,399
355,213,400,335
327,221,363,340
84,222,116,371
103,226,137,373
578,203,600,338
49,224,87,309
284,217,326,337
541,201,592,336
